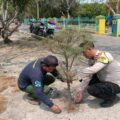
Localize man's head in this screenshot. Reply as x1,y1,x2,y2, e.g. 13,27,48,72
42,55,58,72
79,41,96,59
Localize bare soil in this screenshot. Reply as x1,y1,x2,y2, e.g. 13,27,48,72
0,31,120,120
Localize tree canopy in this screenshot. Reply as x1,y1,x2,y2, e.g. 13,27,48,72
0,0,119,19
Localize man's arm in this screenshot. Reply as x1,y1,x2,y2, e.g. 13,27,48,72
74,62,107,103
30,68,54,108
31,77,54,108
31,77,61,113
30,69,62,113
78,62,107,91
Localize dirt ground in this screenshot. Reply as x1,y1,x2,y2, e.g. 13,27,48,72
0,31,120,120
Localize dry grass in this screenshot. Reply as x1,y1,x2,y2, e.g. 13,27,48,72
66,101,79,113
0,96,7,113
0,76,19,93
0,118,7,120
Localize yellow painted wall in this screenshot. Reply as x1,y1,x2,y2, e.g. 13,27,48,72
99,19,105,34
117,19,120,36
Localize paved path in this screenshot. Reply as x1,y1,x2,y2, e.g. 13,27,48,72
94,35,120,60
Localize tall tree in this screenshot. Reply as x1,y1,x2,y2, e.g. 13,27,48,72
60,0,77,18
35,0,43,19
116,0,120,13
38,0,78,18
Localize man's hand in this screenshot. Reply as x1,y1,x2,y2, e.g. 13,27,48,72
74,91,83,104
50,104,62,114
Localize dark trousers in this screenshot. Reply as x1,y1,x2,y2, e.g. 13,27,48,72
43,74,55,86
87,74,120,100
22,74,55,98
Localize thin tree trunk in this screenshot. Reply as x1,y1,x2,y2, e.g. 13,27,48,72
108,0,111,15
106,3,116,15
4,37,13,44
36,1,39,20
4,1,8,20
116,0,120,13
67,9,70,19
119,0,120,13
65,0,70,19
1,1,4,20
3,23,21,44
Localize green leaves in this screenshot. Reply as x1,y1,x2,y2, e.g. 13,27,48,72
47,29,93,72
44,29,93,95
71,3,107,18
12,0,31,12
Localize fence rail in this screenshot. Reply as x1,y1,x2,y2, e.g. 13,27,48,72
24,17,96,29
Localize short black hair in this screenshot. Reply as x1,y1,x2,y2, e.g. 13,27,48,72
43,55,58,67
79,41,94,50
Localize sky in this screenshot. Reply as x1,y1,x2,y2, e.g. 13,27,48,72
79,0,107,3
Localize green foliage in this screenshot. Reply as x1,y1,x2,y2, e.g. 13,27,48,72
43,29,93,101
71,3,107,18
12,0,31,13
19,0,79,18
0,0,118,20
7,3,16,17
45,29,93,76
23,1,116,18
0,0,31,20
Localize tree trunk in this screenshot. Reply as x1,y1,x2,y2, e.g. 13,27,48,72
0,1,21,44
106,3,116,15
36,1,39,19
1,22,21,44
66,74,72,100
116,0,120,13
1,31,12,44
4,1,8,20
4,37,13,44
119,0,120,13
108,0,111,15
67,9,70,19
1,1,4,19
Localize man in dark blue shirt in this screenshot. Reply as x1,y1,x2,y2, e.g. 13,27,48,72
18,55,64,113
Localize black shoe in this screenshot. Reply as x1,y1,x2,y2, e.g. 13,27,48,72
27,94,37,100
26,94,39,105
100,96,120,108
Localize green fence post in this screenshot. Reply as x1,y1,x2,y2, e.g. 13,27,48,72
63,18,66,29
78,16,80,29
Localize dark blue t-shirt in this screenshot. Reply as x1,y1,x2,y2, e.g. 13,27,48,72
18,58,59,108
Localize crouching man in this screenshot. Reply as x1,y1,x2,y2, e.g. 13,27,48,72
18,55,64,113
74,41,120,107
